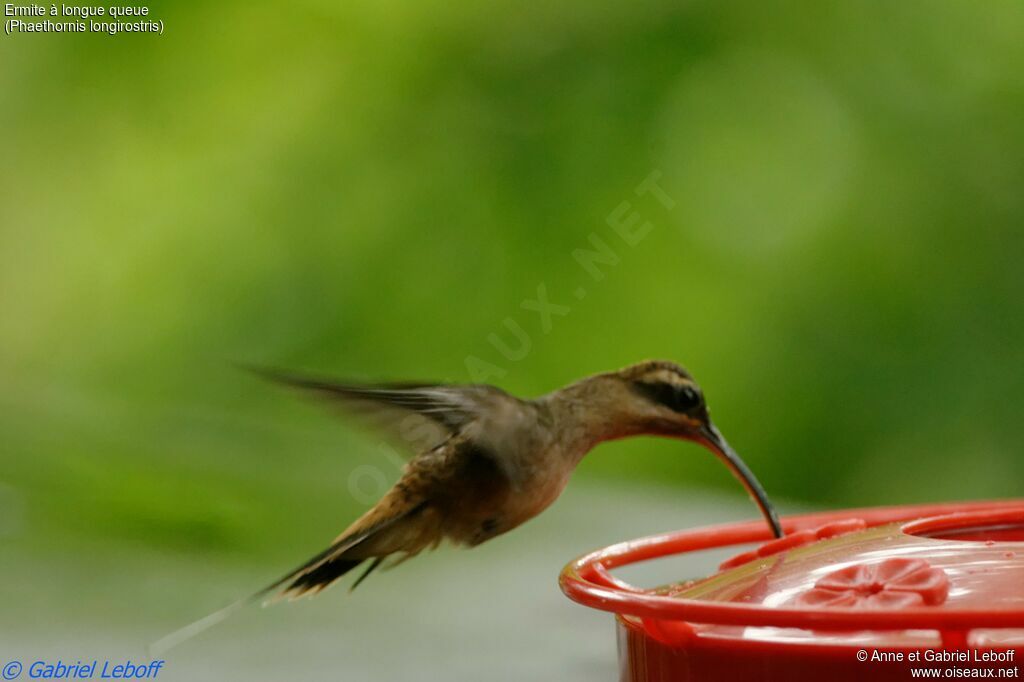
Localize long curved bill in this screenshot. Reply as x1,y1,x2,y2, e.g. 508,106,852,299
698,422,784,538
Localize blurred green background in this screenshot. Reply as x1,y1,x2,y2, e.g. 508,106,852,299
2,0,1023,654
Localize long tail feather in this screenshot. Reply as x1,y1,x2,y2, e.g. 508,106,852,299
149,503,425,654
349,557,385,592
149,598,250,656
149,552,357,656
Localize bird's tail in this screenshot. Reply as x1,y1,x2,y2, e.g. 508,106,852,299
149,503,424,655
148,550,366,656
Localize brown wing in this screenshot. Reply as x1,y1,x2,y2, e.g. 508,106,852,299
245,366,512,453
399,438,515,548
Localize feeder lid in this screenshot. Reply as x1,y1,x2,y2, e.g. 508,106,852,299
561,501,1024,648
679,509,1024,612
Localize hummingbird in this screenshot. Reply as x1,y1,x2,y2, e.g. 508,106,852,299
153,360,781,652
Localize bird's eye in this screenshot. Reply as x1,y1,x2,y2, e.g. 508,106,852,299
674,385,701,412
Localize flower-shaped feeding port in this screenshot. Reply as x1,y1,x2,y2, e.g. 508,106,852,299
796,557,950,609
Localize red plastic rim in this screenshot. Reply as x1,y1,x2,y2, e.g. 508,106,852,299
559,500,1024,631
903,507,1024,542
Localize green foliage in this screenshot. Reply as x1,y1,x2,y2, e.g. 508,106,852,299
2,0,1023,557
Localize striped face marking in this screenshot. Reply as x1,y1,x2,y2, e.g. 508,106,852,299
629,364,706,419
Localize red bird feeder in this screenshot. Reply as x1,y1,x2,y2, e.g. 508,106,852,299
560,500,1024,681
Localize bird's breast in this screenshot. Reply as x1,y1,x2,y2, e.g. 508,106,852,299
504,451,574,524
447,436,574,546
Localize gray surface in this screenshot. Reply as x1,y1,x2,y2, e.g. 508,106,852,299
1,483,782,681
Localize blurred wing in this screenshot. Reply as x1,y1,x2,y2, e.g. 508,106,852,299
247,367,506,454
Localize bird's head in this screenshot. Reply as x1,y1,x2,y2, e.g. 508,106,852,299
593,360,783,537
